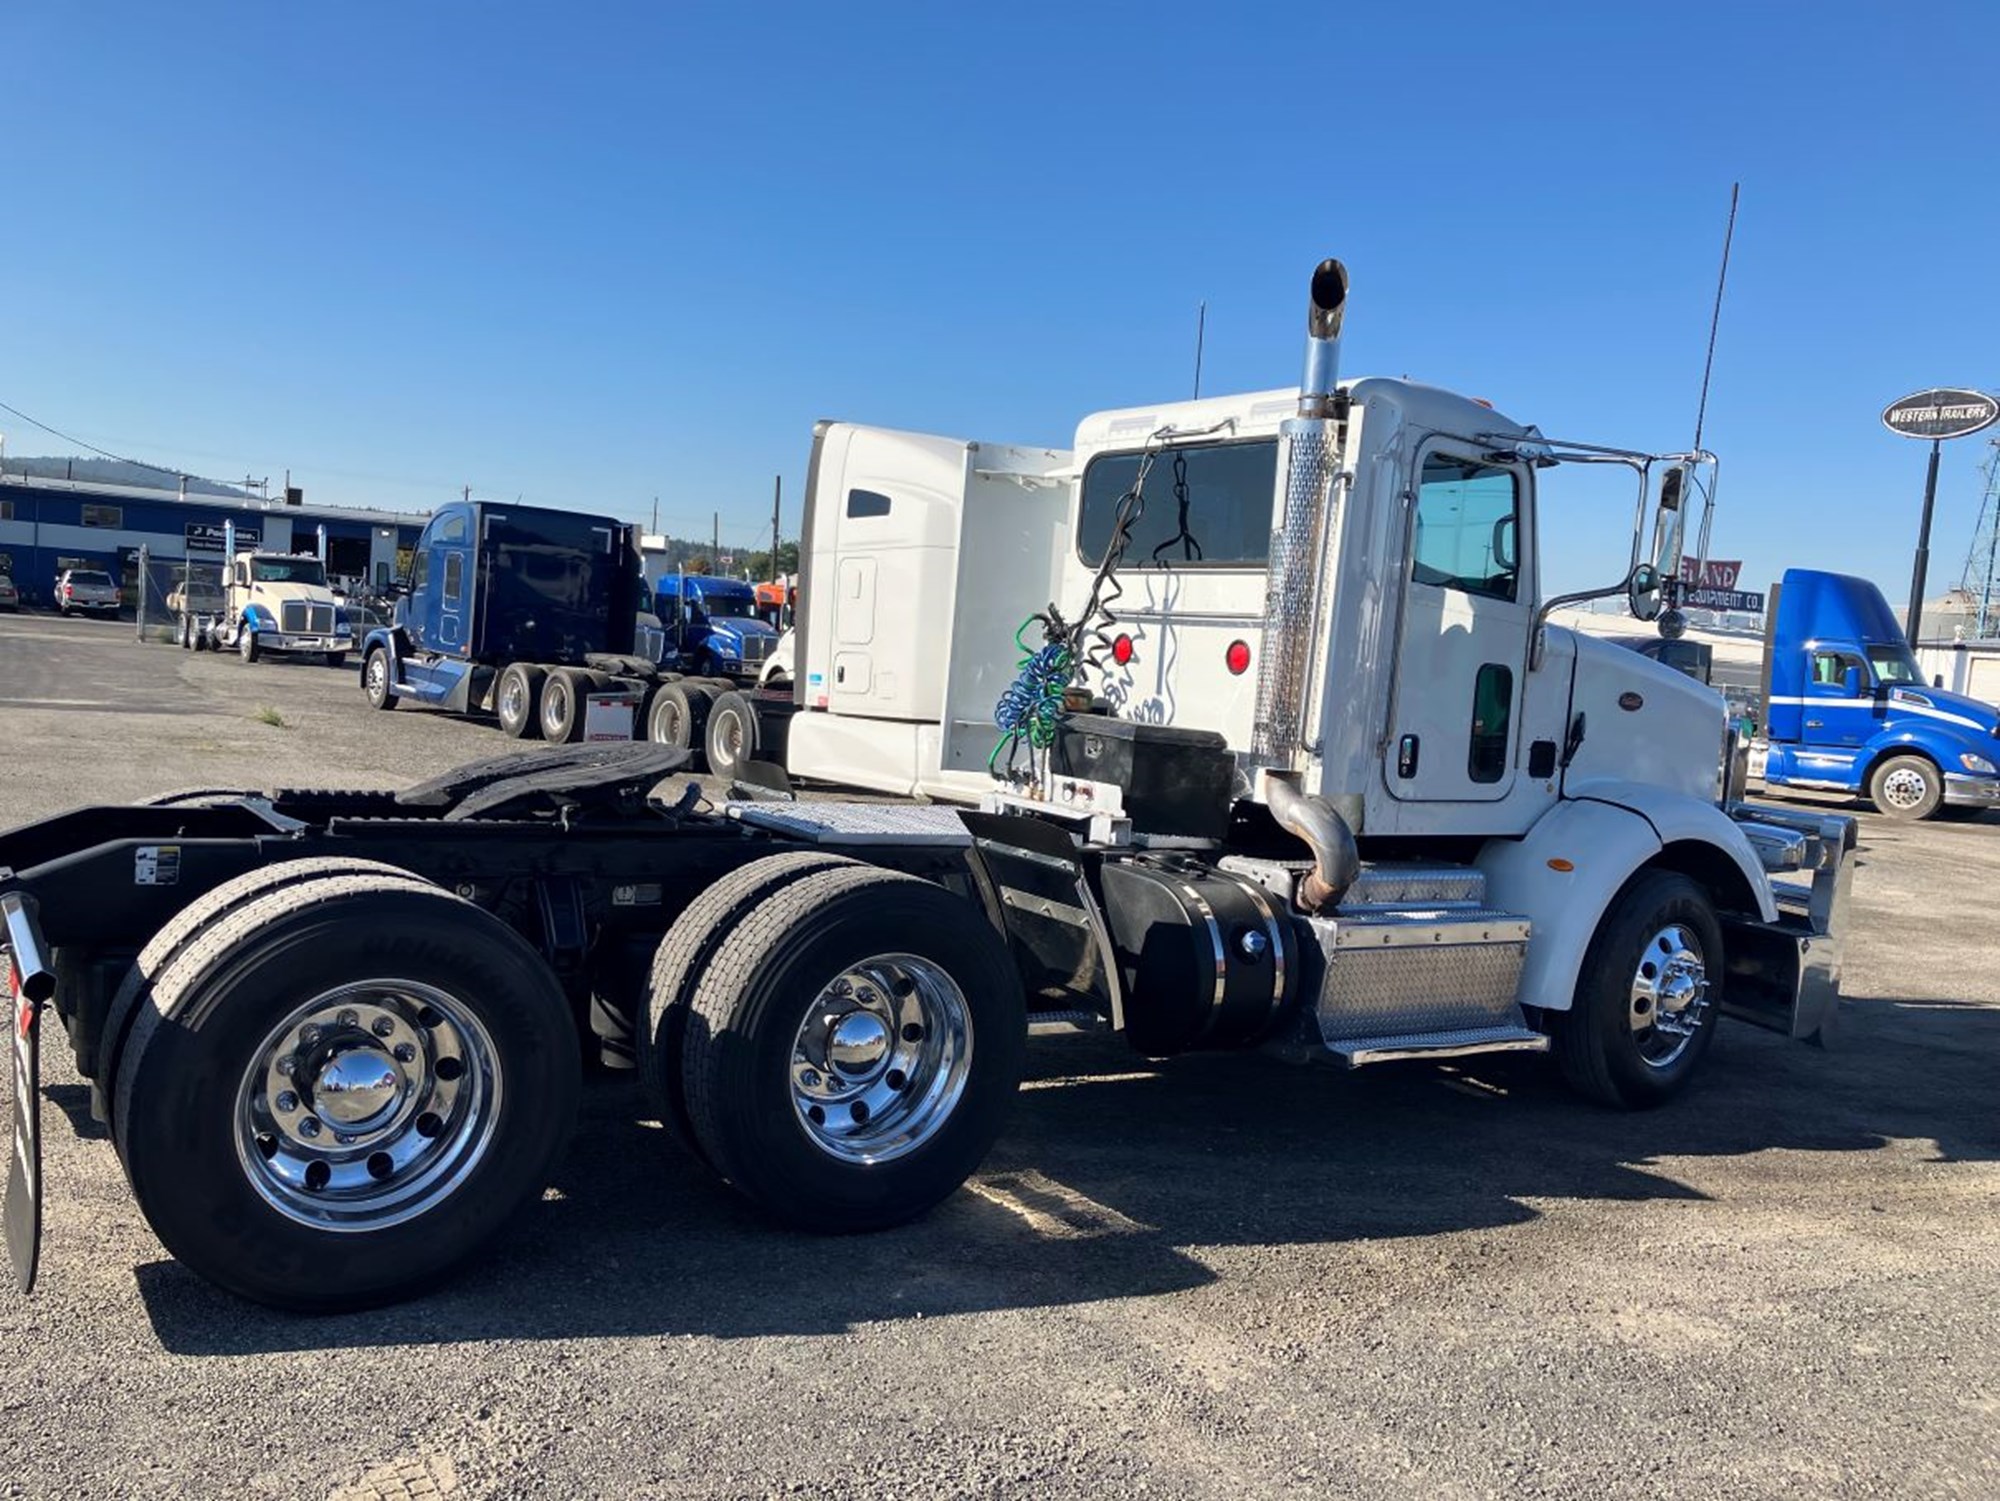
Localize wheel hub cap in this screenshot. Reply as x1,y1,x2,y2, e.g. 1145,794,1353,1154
311,1047,404,1127
827,1011,891,1076
1883,768,1927,807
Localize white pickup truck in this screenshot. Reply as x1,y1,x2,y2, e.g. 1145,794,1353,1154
55,568,121,617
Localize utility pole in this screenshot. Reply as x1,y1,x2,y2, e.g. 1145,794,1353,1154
651,496,659,536
463,484,472,504
1192,301,1207,399
770,474,782,579
712,510,720,562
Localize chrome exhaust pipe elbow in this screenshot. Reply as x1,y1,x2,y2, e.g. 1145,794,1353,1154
1298,259,1348,418
1265,775,1359,913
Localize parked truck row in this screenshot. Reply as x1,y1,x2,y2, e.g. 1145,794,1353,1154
5,255,1857,1314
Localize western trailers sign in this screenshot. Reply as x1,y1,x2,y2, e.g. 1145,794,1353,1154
1881,388,1999,441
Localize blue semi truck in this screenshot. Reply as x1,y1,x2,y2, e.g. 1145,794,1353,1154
1749,568,2000,820
359,501,791,761
653,572,782,681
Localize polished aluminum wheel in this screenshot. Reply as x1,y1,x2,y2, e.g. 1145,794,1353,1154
1628,924,1710,1067
499,672,528,724
1879,765,1931,811
790,954,972,1165
650,696,685,745
234,980,501,1230
365,652,391,703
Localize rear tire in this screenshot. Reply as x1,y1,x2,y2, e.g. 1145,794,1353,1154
363,646,398,710
645,682,710,758
1554,870,1724,1109
99,857,434,1138
1868,753,1943,820
681,866,1026,1232
540,667,588,744
497,662,546,739
703,690,758,781
639,851,861,1164
113,875,580,1311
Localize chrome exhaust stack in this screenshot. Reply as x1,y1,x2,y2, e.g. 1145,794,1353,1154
1249,259,1348,773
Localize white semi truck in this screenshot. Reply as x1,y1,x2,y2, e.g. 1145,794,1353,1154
4,257,1852,1311
179,521,355,664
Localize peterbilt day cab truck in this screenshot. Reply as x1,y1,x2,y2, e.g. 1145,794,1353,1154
183,526,356,664
1746,568,2000,819
2,257,1854,1314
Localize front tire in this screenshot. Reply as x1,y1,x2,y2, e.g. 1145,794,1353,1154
681,866,1026,1231
1554,870,1724,1109
239,626,260,663
363,646,398,710
1868,753,1942,820
112,875,580,1311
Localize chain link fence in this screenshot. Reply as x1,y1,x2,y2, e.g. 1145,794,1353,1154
134,546,225,648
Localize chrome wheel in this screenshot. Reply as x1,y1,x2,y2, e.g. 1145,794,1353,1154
365,652,390,704
1880,765,1930,811
790,954,972,1164
234,979,501,1230
651,696,684,744
1628,924,1709,1068
499,673,526,723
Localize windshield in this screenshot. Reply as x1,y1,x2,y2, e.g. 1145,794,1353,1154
1868,646,1925,685
251,557,327,586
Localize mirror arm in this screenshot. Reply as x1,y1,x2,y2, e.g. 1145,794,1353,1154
1529,568,1645,670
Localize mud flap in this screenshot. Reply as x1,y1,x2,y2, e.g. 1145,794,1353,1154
5,969,39,1295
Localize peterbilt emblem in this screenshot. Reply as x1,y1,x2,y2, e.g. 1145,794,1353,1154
1617,691,1644,712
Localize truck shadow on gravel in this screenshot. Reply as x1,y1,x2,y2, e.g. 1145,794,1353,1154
132,990,2000,1355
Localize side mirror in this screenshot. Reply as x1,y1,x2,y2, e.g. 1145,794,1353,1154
1627,562,1663,622
1650,464,1689,583
1842,665,1864,696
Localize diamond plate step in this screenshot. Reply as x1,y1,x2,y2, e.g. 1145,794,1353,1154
1338,862,1488,910
1327,1024,1550,1067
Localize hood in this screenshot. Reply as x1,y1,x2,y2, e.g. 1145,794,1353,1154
1884,683,2000,735
707,613,779,641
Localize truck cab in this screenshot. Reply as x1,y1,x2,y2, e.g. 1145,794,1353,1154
1753,568,2000,819
654,574,780,680
212,549,353,664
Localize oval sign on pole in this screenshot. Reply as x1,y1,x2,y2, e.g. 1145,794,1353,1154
1881,387,2000,441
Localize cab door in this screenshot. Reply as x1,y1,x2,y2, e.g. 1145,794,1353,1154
1382,446,1532,803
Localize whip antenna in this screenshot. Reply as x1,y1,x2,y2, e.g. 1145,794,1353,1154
1692,182,1740,454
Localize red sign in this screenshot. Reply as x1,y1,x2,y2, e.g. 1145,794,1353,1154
1678,558,1742,590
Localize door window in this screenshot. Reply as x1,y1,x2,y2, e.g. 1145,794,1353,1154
444,553,463,600
1808,650,1866,692
1468,663,1513,783
1412,455,1520,601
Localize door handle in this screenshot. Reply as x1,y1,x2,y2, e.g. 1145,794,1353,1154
1396,734,1420,779
1805,719,1824,729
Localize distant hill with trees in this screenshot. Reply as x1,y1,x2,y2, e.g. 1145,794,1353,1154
0,455,250,497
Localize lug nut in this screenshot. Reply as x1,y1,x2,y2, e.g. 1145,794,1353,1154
800,1069,822,1089
393,1042,417,1063
277,1055,297,1077
337,1009,359,1027
274,1090,299,1113
298,1117,322,1139
372,1017,396,1038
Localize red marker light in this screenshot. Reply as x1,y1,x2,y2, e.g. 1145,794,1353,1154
1111,633,1134,666
1226,640,1251,675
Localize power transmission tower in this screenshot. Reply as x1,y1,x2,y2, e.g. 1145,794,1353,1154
1960,437,2000,638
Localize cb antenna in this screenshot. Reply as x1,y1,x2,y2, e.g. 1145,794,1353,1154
1692,182,1740,455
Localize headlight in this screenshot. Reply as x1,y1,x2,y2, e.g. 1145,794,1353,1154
1960,753,1997,775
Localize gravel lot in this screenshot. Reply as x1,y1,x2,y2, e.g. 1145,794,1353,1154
0,608,1995,1500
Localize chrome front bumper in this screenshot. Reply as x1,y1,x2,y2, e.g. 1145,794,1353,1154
260,634,355,653
1943,773,2000,808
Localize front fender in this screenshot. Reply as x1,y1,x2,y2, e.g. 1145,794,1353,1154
360,627,398,683
1478,784,1777,1017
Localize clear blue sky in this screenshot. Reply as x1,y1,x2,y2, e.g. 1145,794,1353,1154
5,1,1997,595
